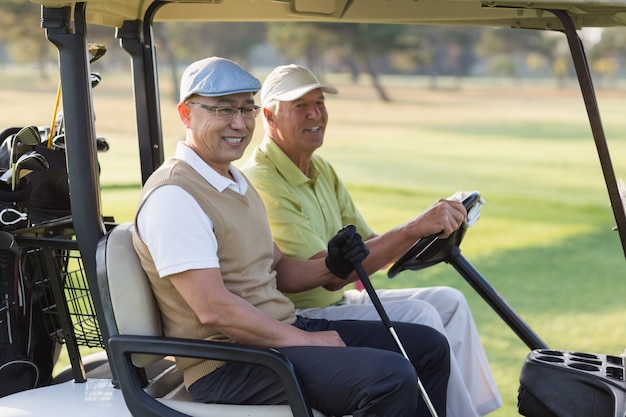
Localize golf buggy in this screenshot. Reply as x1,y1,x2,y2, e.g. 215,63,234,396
0,1,625,416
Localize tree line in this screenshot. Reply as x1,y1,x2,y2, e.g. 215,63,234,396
2,0,626,101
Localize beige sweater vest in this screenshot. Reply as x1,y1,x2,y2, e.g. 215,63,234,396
132,158,296,387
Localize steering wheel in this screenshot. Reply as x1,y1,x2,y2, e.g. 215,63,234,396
387,191,481,278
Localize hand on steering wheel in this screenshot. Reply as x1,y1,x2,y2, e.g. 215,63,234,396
449,190,485,227
387,191,482,278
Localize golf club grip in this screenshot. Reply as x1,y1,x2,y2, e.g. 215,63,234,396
354,263,393,329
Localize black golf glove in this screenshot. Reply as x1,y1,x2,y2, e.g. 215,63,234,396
325,225,369,280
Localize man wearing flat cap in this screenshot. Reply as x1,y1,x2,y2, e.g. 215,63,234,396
242,64,502,416
132,57,451,417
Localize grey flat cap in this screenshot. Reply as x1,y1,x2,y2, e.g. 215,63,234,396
179,57,261,103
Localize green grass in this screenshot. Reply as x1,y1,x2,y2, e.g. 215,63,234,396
1,68,625,416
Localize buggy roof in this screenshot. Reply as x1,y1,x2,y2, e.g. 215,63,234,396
31,0,626,29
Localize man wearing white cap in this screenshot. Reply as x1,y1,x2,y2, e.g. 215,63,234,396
242,64,502,416
132,57,452,417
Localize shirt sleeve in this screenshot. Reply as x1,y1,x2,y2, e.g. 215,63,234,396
329,163,374,240
136,185,220,277
255,180,328,260
248,158,373,261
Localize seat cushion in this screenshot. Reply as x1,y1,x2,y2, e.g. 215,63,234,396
106,223,163,367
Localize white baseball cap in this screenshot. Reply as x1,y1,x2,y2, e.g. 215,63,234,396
260,64,338,107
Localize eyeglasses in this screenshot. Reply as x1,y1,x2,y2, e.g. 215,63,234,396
186,101,260,120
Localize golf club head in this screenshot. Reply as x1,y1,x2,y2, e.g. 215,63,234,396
51,134,65,151
13,142,37,159
96,136,110,152
0,169,10,184
88,43,107,64
0,230,18,254
14,126,41,147
12,151,49,191
18,169,33,180
17,151,49,171
54,111,64,137
91,72,102,88
0,134,14,161
10,126,41,190
38,126,51,143
0,166,33,184
51,134,109,153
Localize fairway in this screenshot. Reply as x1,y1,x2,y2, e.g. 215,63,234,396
1,68,626,416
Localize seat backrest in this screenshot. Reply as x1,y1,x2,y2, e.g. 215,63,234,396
97,223,337,417
97,222,163,367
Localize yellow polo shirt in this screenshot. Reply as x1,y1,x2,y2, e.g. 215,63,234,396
242,136,373,308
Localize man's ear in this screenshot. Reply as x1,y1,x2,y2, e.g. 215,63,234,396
263,107,275,126
178,102,191,127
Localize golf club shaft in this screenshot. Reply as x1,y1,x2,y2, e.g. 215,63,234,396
354,262,439,417
48,82,62,148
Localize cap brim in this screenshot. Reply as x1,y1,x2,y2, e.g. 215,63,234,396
193,86,259,98
264,83,338,105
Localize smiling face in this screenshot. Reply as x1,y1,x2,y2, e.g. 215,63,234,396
264,88,328,172
178,92,256,177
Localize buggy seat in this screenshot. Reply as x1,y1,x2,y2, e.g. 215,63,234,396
96,222,329,417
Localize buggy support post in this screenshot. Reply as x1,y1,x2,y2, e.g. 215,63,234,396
42,4,110,375
353,262,439,417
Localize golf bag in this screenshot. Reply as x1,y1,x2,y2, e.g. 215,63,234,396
27,144,71,224
518,348,626,417
0,127,70,395
0,127,71,229
0,178,32,232
0,231,39,397
0,128,34,231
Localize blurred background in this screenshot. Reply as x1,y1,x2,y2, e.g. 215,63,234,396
1,1,626,416
1,0,625,101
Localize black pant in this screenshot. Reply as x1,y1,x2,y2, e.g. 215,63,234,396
189,316,449,417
